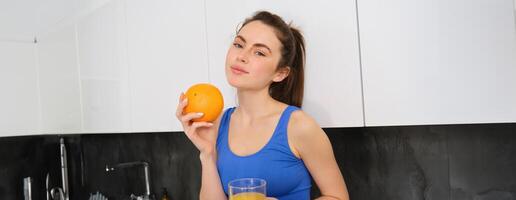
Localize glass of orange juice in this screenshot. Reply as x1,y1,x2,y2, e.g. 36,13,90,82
229,178,267,200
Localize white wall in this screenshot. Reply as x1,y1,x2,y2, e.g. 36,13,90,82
0,0,37,42
32,0,210,134
34,0,130,134
2,0,516,136
37,24,82,134
205,0,365,127
359,0,516,126
76,0,132,133
0,41,40,136
126,0,209,132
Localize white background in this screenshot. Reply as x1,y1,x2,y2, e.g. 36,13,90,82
1,0,515,136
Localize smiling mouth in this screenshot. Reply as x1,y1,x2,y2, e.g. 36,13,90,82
230,66,249,74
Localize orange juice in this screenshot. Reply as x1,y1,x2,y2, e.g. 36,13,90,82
229,192,266,200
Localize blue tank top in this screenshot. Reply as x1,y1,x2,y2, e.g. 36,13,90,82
216,105,312,200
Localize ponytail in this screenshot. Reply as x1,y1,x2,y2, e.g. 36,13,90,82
269,27,305,108
240,11,306,107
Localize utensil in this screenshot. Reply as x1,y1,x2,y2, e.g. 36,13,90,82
89,191,108,200
46,173,50,200
51,187,64,200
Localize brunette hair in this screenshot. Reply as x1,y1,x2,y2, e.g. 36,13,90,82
238,11,306,107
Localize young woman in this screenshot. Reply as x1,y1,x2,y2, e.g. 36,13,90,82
176,11,349,200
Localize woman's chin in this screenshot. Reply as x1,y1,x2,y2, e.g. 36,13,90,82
227,78,244,88
226,72,241,86
227,78,254,91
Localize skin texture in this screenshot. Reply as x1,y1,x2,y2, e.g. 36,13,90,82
176,21,349,200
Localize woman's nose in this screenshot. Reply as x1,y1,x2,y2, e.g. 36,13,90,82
236,50,249,64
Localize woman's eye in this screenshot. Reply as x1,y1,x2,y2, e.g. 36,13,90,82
255,51,265,56
233,43,242,48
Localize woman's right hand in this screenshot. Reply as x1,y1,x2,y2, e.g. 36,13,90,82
175,93,219,156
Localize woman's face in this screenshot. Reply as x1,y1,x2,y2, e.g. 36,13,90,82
225,20,289,91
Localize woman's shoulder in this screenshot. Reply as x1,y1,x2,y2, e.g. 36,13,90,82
288,107,322,137
287,107,329,156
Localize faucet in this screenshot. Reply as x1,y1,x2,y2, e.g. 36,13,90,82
105,161,152,200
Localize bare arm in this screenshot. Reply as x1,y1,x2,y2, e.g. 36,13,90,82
176,94,227,200
199,151,227,200
289,111,349,200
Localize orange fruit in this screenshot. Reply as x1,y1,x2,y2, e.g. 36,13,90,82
183,83,224,122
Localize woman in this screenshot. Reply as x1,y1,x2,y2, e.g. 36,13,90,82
176,11,349,200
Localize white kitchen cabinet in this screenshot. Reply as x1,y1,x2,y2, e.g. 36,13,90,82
35,0,77,37
76,0,132,133
0,0,37,42
359,0,516,126
37,25,82,134
126,0,210,132
0,41,40,136
205,0,364,127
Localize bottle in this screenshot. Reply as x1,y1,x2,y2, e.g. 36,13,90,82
161,187,171,200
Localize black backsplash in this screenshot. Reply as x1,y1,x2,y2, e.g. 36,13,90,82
0,135,61,199
1,123,515,200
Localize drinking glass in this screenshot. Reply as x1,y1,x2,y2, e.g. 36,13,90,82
228,178,266,200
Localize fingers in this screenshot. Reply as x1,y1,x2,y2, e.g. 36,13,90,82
190,121,214,132
179,92,185,102
175,93,188,118
180,112,205,124
183,121,214,140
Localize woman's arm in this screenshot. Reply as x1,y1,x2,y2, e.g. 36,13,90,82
199,150,227,200
176,94,227,200
289,111,350,200
197,115,227,200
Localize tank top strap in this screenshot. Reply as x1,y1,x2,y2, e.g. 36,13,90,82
274,105,300,133
262,105,301,160
216,107,236,148
268,105,300,145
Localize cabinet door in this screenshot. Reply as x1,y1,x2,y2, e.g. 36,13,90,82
126,0,209,132
37,25,82,134
206,0,364,127
0,41,40,136
359,0,516,126
76,0,132,133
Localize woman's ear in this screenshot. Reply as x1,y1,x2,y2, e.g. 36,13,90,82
272,66,290,82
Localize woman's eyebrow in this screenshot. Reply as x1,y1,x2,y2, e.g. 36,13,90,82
236,35,272,54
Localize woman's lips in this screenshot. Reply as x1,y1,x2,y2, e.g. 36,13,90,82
230,66,249,75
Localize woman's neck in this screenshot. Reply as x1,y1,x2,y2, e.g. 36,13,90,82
235,87,284,120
